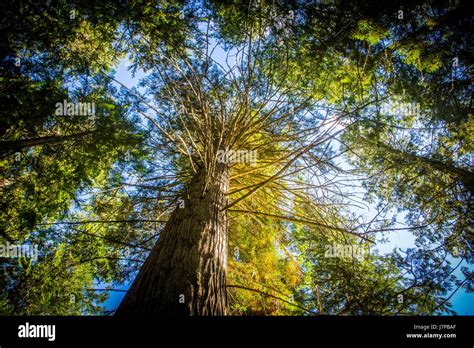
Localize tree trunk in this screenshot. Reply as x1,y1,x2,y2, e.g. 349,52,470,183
373,140,474,192
0,131,94,156
115,164,229,317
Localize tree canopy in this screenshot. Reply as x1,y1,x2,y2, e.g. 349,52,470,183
0,0,472,316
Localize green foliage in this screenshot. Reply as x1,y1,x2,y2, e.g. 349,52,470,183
1,0,471,316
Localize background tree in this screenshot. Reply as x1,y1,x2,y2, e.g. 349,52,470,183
0,0,192,314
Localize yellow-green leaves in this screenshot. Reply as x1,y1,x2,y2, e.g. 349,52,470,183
352,20,388,45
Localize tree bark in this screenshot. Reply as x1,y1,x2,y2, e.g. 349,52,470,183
115,164,229,317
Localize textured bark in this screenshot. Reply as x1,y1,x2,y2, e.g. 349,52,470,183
115,164,229,317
